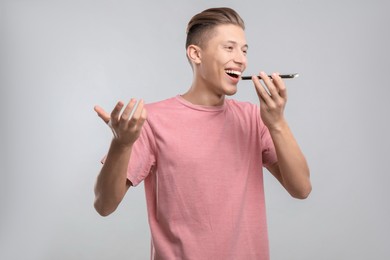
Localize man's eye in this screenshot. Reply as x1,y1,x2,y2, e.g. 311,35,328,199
226,46,234,51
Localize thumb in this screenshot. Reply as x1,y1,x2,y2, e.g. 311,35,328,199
94,105,110,124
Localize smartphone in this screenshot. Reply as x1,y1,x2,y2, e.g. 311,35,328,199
241,73,299,80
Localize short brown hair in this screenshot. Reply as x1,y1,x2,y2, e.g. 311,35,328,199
185,7,245,49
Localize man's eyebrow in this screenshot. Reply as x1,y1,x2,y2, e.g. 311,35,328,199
225,40,249,49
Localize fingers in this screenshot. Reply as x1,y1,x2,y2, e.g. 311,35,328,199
116,99,147,131
253,71,288,103
128,99,147,130
271,73,287,100
259,71,280,99
252,74,272,104
119,99,137,123
95,99,147,145
94,105,111,124
94,99,138,125
110,101,125,125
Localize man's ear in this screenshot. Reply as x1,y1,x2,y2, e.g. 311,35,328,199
186,45,202,65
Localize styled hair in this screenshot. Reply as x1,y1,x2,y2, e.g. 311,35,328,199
185,7,245,49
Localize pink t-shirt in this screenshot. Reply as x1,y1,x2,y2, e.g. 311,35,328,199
126,95,277,260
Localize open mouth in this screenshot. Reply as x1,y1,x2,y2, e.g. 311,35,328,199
225,69,242,79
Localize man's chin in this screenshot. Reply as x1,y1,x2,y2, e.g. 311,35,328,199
224,86,238,96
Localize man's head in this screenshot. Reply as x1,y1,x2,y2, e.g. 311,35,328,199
185,7,245,50
185,7,248,98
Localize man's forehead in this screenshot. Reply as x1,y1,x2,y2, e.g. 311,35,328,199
213,25,247,45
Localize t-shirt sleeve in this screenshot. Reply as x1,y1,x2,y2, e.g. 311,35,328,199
257,109,278,167
126,120,157,186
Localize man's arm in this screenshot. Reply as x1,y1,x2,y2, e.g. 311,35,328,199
265,122,311,199
93,99,147,216
253,72,311,199
94,140,134,216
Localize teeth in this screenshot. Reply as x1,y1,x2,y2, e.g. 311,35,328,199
225,70,242,76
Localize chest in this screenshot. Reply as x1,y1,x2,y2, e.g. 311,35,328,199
151,111,260,174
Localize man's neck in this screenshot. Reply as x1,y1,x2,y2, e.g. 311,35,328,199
181,80,225,107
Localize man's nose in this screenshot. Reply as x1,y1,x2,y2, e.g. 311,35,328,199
233,50,247,66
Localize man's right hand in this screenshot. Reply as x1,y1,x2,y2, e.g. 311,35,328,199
94,99,148,147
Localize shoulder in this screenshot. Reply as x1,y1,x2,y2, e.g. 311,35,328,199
144,96,181,114
145,96,177,110
225,99,263,128
226,98,259,114
143,96,185,126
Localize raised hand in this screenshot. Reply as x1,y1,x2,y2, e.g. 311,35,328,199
252,71,287,130
94,99,147,147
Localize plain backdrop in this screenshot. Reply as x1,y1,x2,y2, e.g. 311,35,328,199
1,0,390,259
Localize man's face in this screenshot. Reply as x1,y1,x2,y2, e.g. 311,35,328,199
197,24,248,96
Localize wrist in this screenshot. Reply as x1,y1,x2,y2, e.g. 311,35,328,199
110,138,133,152
267,119,289,133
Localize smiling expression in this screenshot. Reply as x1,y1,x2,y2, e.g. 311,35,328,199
193,24,248,97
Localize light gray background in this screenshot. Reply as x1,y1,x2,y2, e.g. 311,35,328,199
1,0,389,259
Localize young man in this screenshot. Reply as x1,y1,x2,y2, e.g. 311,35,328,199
94,7,311,260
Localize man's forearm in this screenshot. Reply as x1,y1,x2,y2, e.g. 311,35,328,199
94,140,133,216
269,121,311,199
